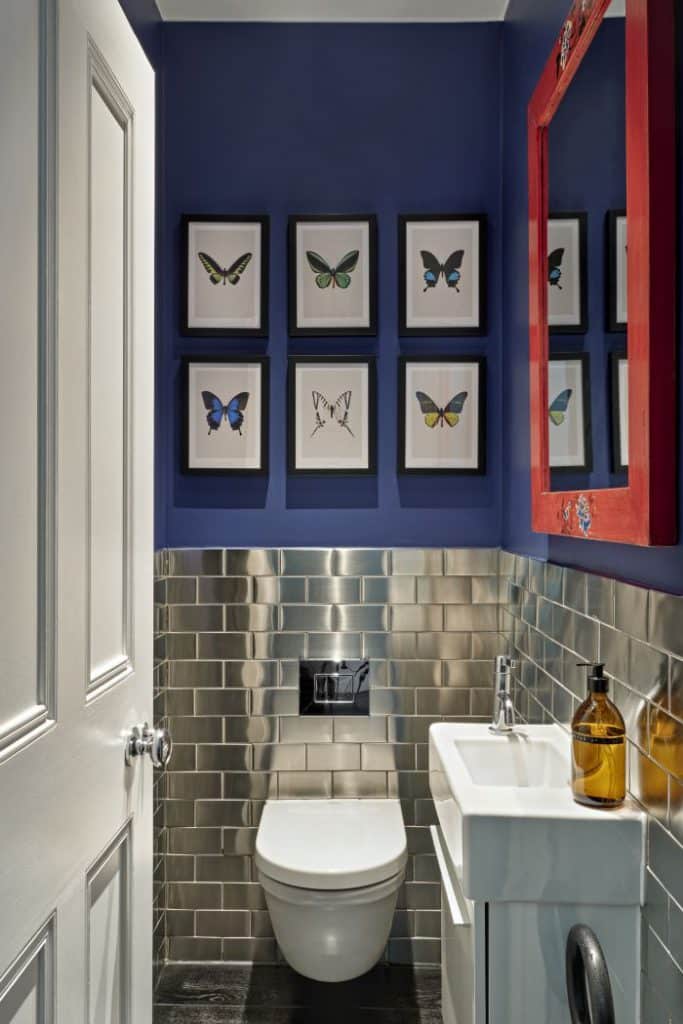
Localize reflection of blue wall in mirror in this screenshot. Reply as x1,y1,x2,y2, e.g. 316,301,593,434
548,18,625,493
503,1,683,594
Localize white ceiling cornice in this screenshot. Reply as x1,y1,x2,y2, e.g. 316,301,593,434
155,0,510,23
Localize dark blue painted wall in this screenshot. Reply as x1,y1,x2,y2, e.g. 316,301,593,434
158,23,503,548
502,2,683,594
118,0,162,68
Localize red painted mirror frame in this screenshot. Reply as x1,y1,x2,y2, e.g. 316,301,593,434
528,0,676,544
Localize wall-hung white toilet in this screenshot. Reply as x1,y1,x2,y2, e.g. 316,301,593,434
255,799,407,983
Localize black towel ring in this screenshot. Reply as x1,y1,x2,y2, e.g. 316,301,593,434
566,924,616,1024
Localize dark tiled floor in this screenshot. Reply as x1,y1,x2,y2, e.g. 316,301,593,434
154,964,441,1023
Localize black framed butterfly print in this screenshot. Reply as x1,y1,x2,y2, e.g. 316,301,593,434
398,215,487,336
182,215,269,336
398,357,486,474
547,213,587,334
288,357,376,474
288,215,377,336
548,353,592,473
183,357,269,474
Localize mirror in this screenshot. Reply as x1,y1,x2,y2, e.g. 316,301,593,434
527,0,676,545
546,3,626,491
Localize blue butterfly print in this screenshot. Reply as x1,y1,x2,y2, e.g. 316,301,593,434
420,250,464,292
548,248,564,288
201,390,249,435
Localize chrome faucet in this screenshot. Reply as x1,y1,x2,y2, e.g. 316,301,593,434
489,655,515,733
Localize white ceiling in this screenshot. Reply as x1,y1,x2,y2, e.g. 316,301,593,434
155,0,510,22
155,0,625,22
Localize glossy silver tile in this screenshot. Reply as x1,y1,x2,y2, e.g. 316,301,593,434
445,548,497,575
166,773,219,801
168,605,223,632
470,688,494,717
572,613,599,663
416,576,472,605
165,634,197,660
197,633,252,660
370,688,416,715
416,633,471,659
196,856,251,883
250,911,275,938
252,744,306,771
168,716,223,744
222,773,277,800
443,660,492,688
253,632,306,659
649,821,683,909
196,745,251,771
335,548,388,576
166,577,198,604
415,910,441,938
307,743,360,771
445,605,498,632
628,639,668,700
586,574,615,626
648,590,683,658
563,569,587,613
332,771,388,798
333,716,387,743
221,883,267,909
416,690,469,716
223,660,277,688
197,577,252,604
307,632,362,659
167,882,222,909
543,561,564,602
222,938,278,963
391,549,443,576
222,829,259,856
250,688,298,717
224,716,278,743
224,605,276,632
196,910,250,937
308,576,361,604
280,604,333,632
224,549,280,576
390,661,441,688
280,717,334,743
192,690,249,718
169,660,223,688
168,549,223,576
281,549,333,576
471,576,500,605
363,576,416,604
333,604,387,631
164,801,195,828
361,743,415,771
195,802,251,827
388,938,441,964
388,718,432,743
277,771,333,798
614,581,649,643
164,690,194,716
391,605,443,632
165,910,193,937
168,829,222,856
363,633,417,659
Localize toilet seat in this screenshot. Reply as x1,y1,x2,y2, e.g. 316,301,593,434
255,799,407,891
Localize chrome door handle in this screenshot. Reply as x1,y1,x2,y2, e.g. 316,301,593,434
125,723,173,768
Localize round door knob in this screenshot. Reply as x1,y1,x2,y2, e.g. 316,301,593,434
125,724,173,768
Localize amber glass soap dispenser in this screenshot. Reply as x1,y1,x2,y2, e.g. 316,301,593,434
571,663,626,808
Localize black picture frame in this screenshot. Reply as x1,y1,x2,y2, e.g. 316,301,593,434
606,209,627,333
181,214,269,337
609,349,628,473
398,356,487,475
548,351,593,474
287,356,377,475
398,214,488,337
548,212,588,335
182,356,269,475
288,215,378,337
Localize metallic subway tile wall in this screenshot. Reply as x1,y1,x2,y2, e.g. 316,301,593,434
500,551,683,1024
154,547,503,967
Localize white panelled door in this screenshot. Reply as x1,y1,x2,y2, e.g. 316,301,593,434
0,0,155,1021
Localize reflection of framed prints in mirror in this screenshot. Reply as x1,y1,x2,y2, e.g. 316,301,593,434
610,351,628,473
606,209,627,332
548,353,592,473
547,213,588,334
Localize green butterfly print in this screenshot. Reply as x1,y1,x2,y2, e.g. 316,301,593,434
197,251,252,286
305,250,359,289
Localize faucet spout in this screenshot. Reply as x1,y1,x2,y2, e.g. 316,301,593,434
489,655,516,733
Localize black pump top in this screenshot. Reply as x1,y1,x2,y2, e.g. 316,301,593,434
577,662,608,694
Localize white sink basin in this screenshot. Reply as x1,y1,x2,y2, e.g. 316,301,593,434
429,722,644,904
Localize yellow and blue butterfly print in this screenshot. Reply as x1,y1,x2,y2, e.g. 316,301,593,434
201,390,249,435
548,248,564,289
311,390,354,437
416,391,468,428
548,388,573,426
305,250,359,289
420,250,464,292
197,251,252,286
